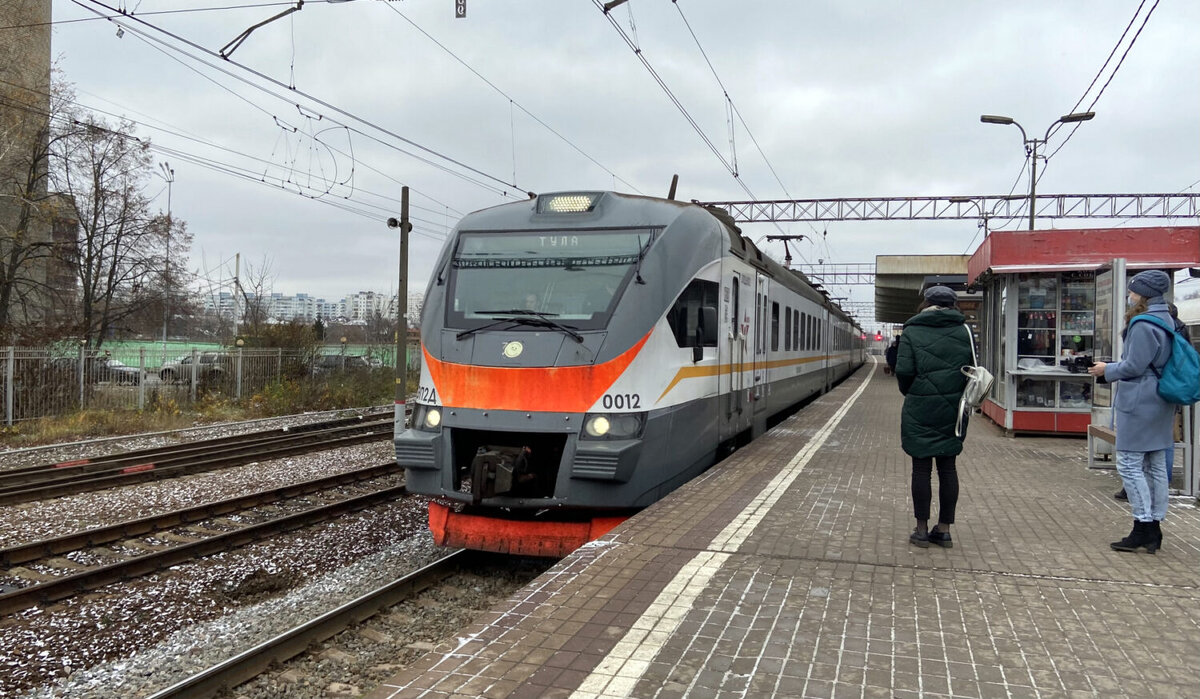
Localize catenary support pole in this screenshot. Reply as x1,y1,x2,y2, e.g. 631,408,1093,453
394,187,412,433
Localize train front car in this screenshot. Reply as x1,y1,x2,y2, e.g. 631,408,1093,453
397,192,730,556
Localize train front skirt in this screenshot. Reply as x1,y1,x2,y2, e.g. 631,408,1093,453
427,502,627,558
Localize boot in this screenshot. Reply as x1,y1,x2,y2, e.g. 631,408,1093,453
1114,488,1127,500
1110,520,1158,553
1152,520,1163,550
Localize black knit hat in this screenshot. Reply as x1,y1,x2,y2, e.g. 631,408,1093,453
923,285,958,307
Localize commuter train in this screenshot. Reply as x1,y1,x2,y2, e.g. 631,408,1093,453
395,191,865,556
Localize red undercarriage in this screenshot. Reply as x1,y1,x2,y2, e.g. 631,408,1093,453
427,502,627,558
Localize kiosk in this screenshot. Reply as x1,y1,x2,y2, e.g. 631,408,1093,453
966,226,1200,435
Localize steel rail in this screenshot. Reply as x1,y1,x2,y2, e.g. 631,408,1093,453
0,484,411,615
0,462,403,565
0,405,392,457
145,550,474,699
0,425,393,506
0,413,392,481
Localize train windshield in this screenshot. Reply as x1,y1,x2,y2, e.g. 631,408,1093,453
447,228,657,331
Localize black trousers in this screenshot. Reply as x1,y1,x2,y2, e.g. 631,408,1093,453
911,455,958,524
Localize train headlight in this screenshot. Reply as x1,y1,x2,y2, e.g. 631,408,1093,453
536,192,601,214
584,415,610,437
413,404,442,432
581,412,645,440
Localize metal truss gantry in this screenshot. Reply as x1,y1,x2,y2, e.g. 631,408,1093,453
794,263,876,285
698,193,1200,223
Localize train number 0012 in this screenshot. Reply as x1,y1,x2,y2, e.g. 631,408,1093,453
601,393,641,410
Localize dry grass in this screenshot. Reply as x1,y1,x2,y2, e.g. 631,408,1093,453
0,370,410,449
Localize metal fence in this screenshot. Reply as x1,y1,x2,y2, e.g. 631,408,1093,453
0,346,387,425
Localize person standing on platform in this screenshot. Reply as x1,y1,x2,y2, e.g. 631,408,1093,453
884,338,899,376
895,285,973,548
1114,302,1190,501
1089,270,1175,553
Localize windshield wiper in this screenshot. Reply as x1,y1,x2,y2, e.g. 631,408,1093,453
455,314,584,343
456,317,520,340
634,235,650,285
474,308,560,317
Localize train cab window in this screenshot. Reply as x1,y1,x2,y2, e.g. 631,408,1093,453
445,228,658,332
771,302,780,352
667,279,719,348
784,306,792,351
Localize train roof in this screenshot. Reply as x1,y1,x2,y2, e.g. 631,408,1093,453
456,191,862,332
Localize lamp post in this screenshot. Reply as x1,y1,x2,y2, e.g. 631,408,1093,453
979,111,1095,230
158,161,174,363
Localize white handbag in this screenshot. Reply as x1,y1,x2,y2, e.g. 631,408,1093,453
957,324,994,437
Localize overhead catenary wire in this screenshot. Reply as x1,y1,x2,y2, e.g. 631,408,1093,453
383,4,644,194
670,0,820,262
0,77,459,220
590,0,807,264
57,6,492,207
70,0,531,200
1040,0,1160,178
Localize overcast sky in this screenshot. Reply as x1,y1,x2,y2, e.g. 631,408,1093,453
46,1,1200,326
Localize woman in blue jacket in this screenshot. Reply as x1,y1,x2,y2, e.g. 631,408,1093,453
1088,269,1175,553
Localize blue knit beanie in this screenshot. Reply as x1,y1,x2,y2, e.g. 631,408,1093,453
1128,269,1170,299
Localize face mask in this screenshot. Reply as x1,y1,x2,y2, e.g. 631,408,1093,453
1127,294,1138,308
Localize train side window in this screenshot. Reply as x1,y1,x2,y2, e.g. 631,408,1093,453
666,279,720,348
784,306,792,351
792,310,799,350
731,278,740,333
771,302,780,352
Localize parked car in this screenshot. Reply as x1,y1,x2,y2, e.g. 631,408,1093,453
159,352,230,384
47,356,144,385
312,354,371,374
93,357,143,385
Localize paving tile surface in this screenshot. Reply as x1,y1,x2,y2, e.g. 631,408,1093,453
369,361,1200,699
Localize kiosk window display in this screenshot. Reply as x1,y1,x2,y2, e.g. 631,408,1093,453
1011,271,1094,411
967,226,1200,434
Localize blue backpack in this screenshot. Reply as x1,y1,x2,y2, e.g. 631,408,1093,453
1131,314,1200,405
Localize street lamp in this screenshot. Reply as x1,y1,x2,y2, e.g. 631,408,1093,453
158,161,175,362
980,111,1095,230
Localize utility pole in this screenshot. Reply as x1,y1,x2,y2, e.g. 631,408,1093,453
234,252,241,340
388,188,413,432
159,162,174,362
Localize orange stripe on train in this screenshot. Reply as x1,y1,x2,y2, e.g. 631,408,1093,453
423,332,651,413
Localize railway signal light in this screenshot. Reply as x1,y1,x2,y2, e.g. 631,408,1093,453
875,332,883,341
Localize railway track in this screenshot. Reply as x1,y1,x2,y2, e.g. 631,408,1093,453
145,550,477,699
0,413,396,505
0,466,411,615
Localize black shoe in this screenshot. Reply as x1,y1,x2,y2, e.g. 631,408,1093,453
1114,488,1128,501
1111,520,1158,553
928,528,953,548
909,528,930,548
1152,520,1163,550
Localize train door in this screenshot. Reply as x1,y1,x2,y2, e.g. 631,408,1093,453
720,271,745,440
752,273,769,430
823,309,833,391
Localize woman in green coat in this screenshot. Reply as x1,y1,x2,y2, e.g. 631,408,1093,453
895,286,974,548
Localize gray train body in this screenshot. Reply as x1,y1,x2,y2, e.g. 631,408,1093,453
396,191,864,528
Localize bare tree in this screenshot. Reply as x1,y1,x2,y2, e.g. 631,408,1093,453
238,255,276,340
50,108,190,348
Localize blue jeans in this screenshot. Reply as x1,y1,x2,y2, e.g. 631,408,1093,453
1116,450,1168,522
1165,446,1174,485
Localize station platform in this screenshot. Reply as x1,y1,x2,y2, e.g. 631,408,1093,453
369,360,1200,699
